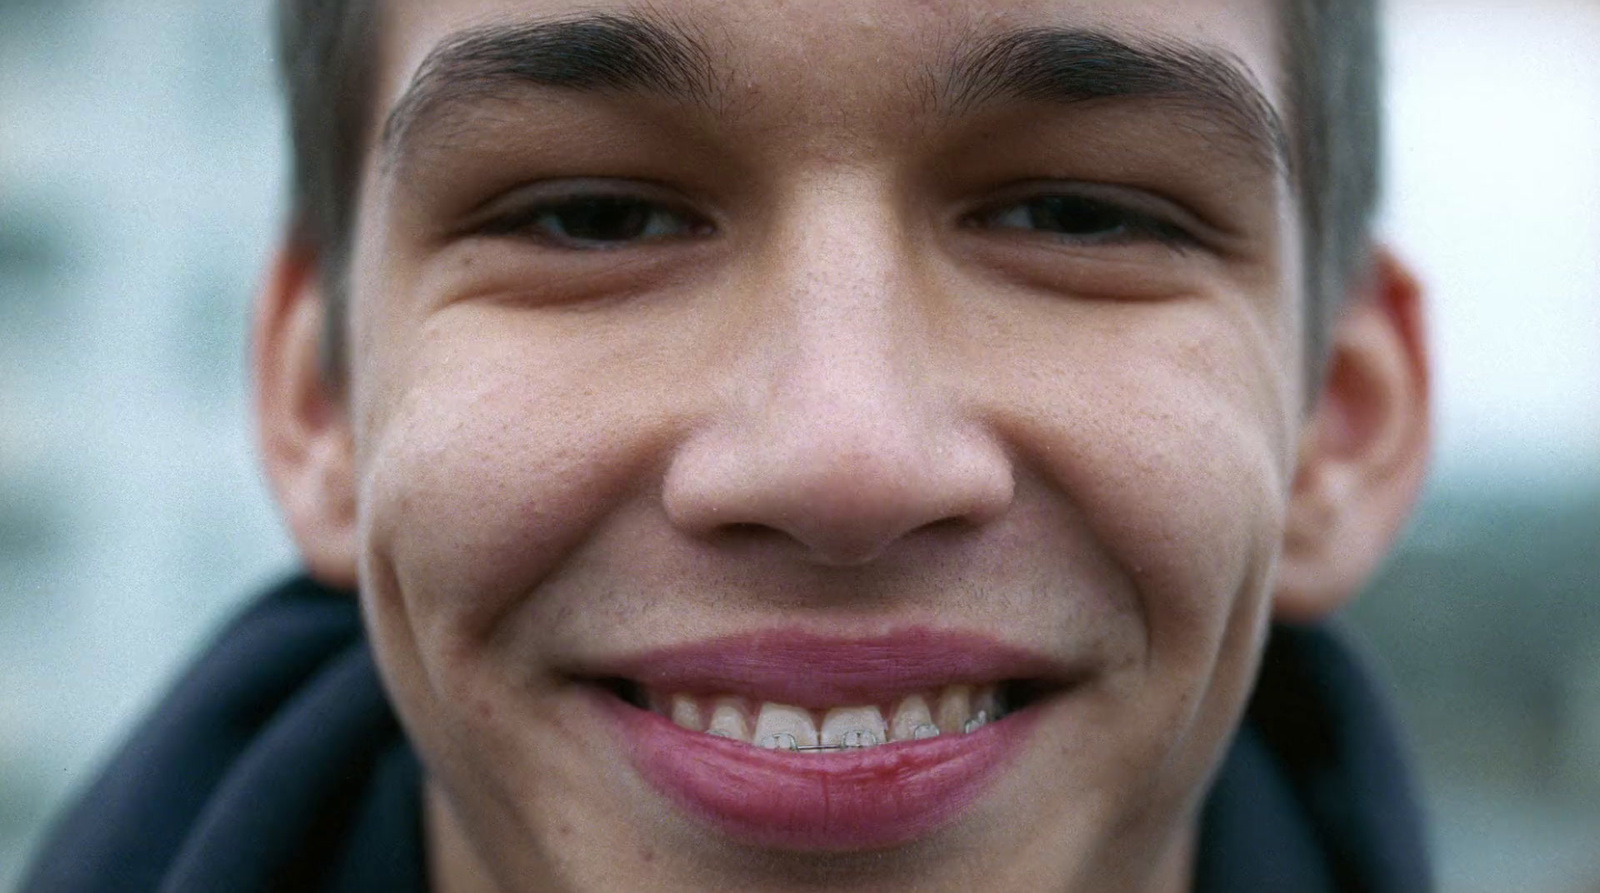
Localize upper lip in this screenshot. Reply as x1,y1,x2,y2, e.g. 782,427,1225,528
574,627,1082,708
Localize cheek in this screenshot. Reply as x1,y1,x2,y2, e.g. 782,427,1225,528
1113,381,1286,642
995,304,1295,669
992,314,1294,848
353,309,682,664
1097,378,1286,776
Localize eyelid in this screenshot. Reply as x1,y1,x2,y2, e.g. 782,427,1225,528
961,182,1219,251
457,178,715,243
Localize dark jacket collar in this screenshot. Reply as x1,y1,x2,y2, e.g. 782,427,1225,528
20,576,426,893
1197,623,1434,893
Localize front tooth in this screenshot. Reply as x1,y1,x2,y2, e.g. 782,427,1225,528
753,703,819,751
935,686,973,735
890,694,938,742
820,706,887,749
706,698,750,742
670,694,705,732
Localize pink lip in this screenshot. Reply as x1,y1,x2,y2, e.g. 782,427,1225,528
584,629,1061,851
590,628,1069,707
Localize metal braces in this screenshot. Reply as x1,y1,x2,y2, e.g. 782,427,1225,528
752,712,991,752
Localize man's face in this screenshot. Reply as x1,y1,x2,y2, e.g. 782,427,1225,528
344,0,1302,889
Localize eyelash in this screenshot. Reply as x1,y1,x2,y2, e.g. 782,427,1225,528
964,193,1198,250
476,194,711,248
474,190,1196,251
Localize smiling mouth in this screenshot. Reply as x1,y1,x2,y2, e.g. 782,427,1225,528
579,628,1075,755
596,677,1059,752
580,630,1075,849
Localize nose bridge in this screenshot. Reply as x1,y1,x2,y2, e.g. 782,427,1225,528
662,173,1014,567
763,177,922,437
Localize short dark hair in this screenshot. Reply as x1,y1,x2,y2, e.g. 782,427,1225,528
275,0,1382,377
276,0,375,377
1282,0,1384,366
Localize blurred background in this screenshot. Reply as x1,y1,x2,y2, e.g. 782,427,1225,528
1,0,1596,890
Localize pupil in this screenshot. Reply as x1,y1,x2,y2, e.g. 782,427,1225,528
558,198,651,241
1028,196,1123,236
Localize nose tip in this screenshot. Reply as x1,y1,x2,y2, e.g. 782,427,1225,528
663,421,1015,567
663,184,1013,566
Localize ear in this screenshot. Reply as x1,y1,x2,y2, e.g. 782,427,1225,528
253,243,359,590
1275,248,1431,621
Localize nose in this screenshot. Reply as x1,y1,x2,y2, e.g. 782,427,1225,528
662,190,1014,567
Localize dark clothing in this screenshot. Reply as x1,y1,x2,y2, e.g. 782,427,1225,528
1196,625,1434,892
22,576,1432,892
20,578,425,893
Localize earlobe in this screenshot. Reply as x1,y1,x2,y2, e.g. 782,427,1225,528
253,244,359,590
1276,249,1432,621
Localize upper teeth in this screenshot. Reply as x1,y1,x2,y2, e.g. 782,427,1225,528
656,685,1005,751
821,706,886,749
754,703,818,749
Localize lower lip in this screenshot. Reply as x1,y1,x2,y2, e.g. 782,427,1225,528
602,695,1034,851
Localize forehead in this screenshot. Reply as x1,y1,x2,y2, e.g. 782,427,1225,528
381,0,1284,69
372,0,1288,160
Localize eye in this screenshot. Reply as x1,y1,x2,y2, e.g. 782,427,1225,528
973,194,1195,249
479,194,710,248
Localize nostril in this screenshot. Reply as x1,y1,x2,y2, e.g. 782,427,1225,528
662,410,1016,565
705,522,798,553
670,483,1010,566
913,516,975,538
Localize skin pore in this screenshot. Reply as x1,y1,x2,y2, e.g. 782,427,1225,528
254,1,1431,891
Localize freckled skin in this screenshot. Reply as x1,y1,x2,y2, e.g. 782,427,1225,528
325,0,1324,890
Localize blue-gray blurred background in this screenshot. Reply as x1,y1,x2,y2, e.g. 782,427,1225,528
2,2,1597,890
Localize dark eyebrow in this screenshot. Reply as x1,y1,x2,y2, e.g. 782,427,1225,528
381,12,718,166
380,18,1288,180
944,28,1291,175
